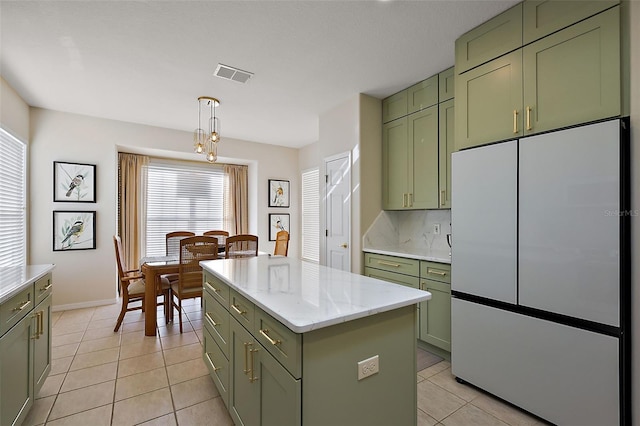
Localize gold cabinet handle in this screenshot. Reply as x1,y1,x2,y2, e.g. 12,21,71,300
526,106,532,131
13,300,31,312
427,268,447,277
377,260,401,268
231,304,246,316
440,190,446,207
39,310,44,336
249,348,259,383
243,342,251,375
402,193,407,208
205,312,218,327
513,109,519,133
40,283,53,292
259,329,281,346
408,193,413,207
31,311,41,340
204,281,220,293
207,355,221,371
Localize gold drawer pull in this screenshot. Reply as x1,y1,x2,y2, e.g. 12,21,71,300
205,281,220,293
243,342,252,375
231,304,246,316
427,268,447,277
13,300,31,312
205,313,218,327
526,106,532,130
402,193,407,208
259,329,281,346
208,356,221,372
513,109,518,133
40,283,53,292
440,190,446,207
377,260,401,268
408,193,413,207
249,347,259,383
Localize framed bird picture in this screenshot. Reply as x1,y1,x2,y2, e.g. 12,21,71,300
268,179,289,208
269,213,289,241
53,161,96,202
53,210,96,251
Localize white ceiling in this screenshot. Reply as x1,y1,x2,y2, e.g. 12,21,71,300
0,0,519,149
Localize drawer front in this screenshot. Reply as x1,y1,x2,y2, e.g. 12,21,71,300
229,289,254,330
0,285,34,336
203,272,230,308
364,267,420,289
254,307,302,379
203,326,229,408
364,253,419,277
34,273,53,306
203,290,229,358
420,261,451,284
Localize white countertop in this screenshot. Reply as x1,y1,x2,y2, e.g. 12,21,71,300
200,256,431,333
0,264,56,304
363,247,451,264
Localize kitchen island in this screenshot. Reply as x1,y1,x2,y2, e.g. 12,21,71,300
200,255,431,426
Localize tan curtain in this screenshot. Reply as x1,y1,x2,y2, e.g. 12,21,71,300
118,153,149,269
223,164,248,235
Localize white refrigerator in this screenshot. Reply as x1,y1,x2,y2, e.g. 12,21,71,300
451,119,631,425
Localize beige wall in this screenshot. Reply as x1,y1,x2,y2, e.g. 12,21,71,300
29,108,299,309
0,76,29,142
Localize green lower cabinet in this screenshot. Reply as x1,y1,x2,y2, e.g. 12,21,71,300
203,325,229,408
0,311,34,426
33,295,52,395
419,280,451,351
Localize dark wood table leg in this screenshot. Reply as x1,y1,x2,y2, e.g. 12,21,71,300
142,265,157,336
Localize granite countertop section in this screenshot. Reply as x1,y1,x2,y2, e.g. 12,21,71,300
0,264,56,304
200,256,431,333
363,247,451,264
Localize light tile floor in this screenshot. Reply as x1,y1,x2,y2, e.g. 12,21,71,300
24,299,547,426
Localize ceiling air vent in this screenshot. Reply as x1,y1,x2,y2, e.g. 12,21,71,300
214,64,253,84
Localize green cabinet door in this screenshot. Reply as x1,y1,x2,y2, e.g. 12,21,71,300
382,90,408,124
407,75,438,114
0,313,34,426
33,295,51,395
382,118,408,210
438,67,455,102
522,6,621,135
229,318,259,426
409,106,439,209
256,343,301,426
419,279,451,351
523,0,619,44
455,3,522,74
455,50,523,151
438,99,455,209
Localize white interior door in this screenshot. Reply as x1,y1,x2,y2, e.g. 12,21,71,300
325,154,351,272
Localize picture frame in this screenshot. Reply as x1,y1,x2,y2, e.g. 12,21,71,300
53,210,96,251
268,179,289,207
53,161,96,203
269,213,289,241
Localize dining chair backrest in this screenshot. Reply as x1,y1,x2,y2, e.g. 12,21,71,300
178,236,218,291
113,235,129,280
203,230,229,248
225,234,259,259
166,231,196,257
274,230,290,256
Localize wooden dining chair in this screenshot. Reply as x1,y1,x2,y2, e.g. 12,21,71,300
113,235,171,332
203,230,229,247
163,231,195,284
172,236,218,333
225,234,259,258
274,230,290,256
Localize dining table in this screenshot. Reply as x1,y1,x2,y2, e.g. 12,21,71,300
140,255,179,336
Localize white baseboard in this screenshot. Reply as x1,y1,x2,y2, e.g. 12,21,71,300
52,298,117,312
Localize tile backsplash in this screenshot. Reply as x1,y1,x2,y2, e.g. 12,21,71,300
363,209,452,255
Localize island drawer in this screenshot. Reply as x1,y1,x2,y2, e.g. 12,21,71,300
420,261,451,284
203,325,229,408
229,289,254,329
34,273,53,306
364,253,419,277
254,306,302,379
203,290,230,358
204,272,230,308
1,285,34,336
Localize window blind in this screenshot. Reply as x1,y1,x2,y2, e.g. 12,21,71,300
0,128,27,266
301,168,319,262
145,159,224,256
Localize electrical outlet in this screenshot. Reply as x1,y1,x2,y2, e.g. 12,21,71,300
357,355,379,380
433,223,441,235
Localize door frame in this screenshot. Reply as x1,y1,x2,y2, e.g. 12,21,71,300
321,151,351,270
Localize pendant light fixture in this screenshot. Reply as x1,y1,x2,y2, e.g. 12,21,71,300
193,96,221,163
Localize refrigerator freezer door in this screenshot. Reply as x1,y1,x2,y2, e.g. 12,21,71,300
519,120,620,326
451,141,517,303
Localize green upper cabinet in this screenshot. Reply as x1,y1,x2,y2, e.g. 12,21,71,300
455,3,523,74
382,117,408,209
407,75,438,115
409,106,439,209
438,67,455,102
522,6,620,135
523,0,619,44
438,99,454,209
382,91,408,124
455,50,523,151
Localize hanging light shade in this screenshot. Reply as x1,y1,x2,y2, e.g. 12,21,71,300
193,96,221,163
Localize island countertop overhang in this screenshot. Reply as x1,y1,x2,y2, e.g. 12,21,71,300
200,256,431,333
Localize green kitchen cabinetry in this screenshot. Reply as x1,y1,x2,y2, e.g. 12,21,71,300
419,262,451,352
438,67,455,102
438,99,455,209
382,105,439,210
382,91,407,124
0,270,53,426
455,3,621,150
382,75,438,124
